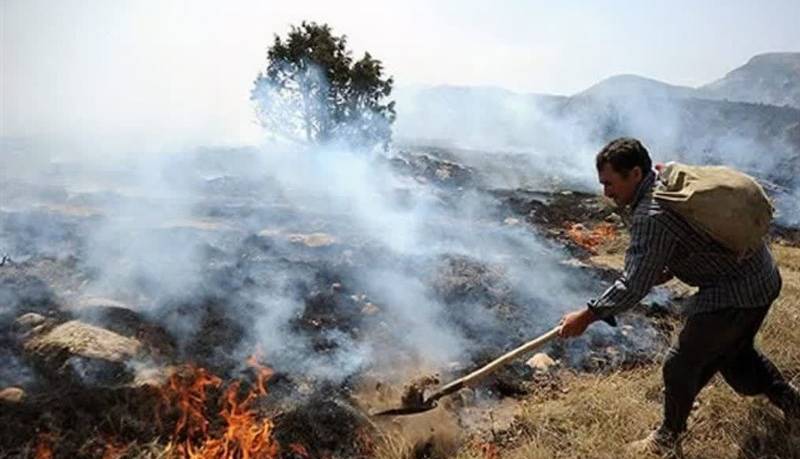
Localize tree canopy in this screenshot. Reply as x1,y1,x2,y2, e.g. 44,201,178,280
251,22,395,151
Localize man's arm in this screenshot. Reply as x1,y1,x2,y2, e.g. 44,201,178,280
560,215,675,337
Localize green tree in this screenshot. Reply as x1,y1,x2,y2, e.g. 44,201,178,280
251,22,395,151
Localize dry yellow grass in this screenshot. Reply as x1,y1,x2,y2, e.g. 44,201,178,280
421,242,800,459
457,242,800,459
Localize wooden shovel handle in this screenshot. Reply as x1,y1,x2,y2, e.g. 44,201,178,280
428,326,561,403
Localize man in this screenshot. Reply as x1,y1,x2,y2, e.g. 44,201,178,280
559,137,800,457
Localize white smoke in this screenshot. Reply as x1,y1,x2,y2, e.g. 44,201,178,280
231,140,599,379
13,58,787,389
393,84,800,224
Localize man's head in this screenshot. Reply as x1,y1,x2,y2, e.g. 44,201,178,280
595,137,652,207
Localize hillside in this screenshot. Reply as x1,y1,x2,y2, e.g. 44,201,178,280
577,74,697,100
700,52,800,109
394,72,800,194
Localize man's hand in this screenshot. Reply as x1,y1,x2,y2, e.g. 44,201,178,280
559,308,598,338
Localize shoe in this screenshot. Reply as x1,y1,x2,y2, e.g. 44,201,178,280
626,429,683,458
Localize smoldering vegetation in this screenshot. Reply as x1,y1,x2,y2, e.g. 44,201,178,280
2,57,799,457
0,138,677,457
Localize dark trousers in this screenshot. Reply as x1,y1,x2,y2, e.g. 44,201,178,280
660,306,799,436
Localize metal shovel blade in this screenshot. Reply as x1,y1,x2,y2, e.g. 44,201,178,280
370,326,561,418
371,401,438,416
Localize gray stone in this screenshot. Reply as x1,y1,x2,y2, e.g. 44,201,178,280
24,320,144,385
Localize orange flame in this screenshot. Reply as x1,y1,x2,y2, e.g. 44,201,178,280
565,222,617,254
160,366,223,439
247,354,273,396
288,443,310,458
159,357,287,459
34,433,55,459
481,442,499,459
101,437,129,459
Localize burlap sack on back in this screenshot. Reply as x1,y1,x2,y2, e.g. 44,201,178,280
653,162,774,256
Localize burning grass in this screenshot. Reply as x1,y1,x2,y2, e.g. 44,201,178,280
158,361,281,459
4,357,313,459
3,150,795,458
564,222,618,256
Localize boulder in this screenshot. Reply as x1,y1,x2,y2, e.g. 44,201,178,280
13,312,56,337
0,387,25,403
255,229,337,248
287,232,336,248
24,320,144,385
71,298,176,359
526,352,557,372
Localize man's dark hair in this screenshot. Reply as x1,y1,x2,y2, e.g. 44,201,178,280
595,137,652,176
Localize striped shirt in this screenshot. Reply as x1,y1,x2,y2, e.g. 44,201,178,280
588,171,782,319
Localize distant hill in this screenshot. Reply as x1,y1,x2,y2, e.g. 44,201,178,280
574,53,800,108
577,74,697,100
699,52,800,109
392,52,800,190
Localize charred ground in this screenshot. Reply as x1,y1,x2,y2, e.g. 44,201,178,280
1,146,797,458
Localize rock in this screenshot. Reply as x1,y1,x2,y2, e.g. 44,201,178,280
526,353,556,372
392,150,474,187
71,302,175,359
254,229,337,248
257,228,282,238
24,320,144,385
287,232,336,248
604,212,623,225
14,312,46,329
132,365,174,387
559,258,592,269
74,296,132,310
13,312,57,339
0,387,25,403
435,167,452,180
159,218,230,232
361,302,380,315
27,320,143,362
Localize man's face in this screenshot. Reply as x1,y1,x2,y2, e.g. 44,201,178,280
598,163,643,207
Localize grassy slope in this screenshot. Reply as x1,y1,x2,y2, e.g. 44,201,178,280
454,242,800,459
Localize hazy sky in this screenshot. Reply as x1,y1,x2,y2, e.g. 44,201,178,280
3,0,799,152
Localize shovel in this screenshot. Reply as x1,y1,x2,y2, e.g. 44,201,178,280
373,325,561,416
